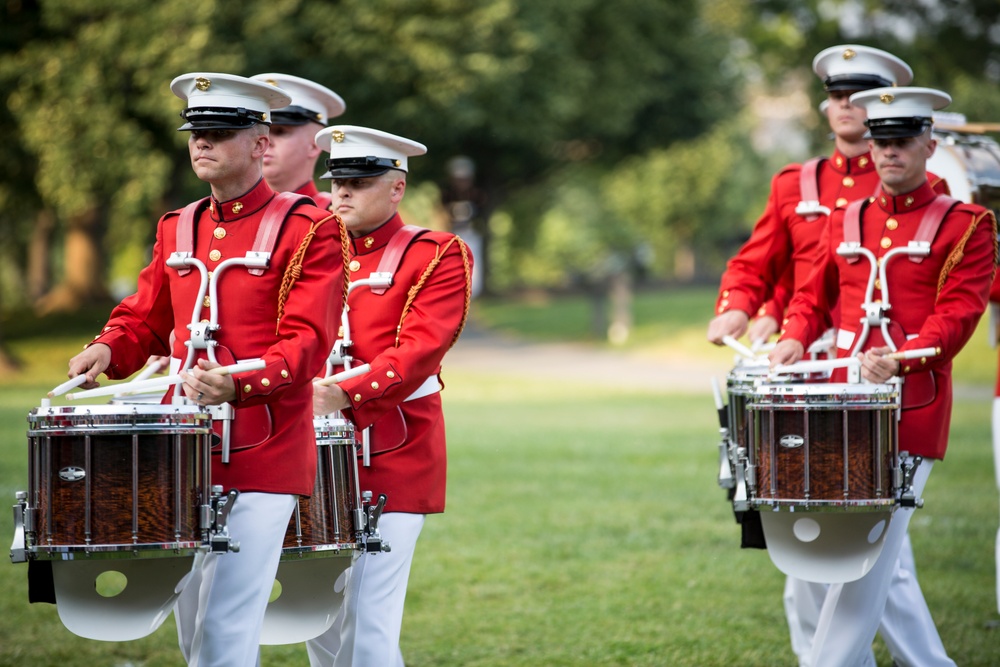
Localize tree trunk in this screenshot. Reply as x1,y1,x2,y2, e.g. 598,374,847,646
35,207,109,315
26,207,55,301
607,269,633,345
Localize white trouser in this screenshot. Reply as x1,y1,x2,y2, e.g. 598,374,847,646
785,530,953,667
174,492,296,667
306,512,426,667
993,398,1000,614
805,460,954,667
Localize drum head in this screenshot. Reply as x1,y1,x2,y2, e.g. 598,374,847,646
760,510,893,583
260,554,357,645
52,557,193,640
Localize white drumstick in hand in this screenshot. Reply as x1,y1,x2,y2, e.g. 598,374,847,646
315,363,372,387
48,374,88,398
67,360,266,400
722,335,757,360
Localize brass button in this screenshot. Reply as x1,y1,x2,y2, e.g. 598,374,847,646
209,249,222,262
349,260,361,272
364,237,374,248
835,197,848,208
722,290,730,297
353,393,361,402
720,299,729,307
371,381,379,390
243,384,252,393
835,156,843,167
842,176,855,187
886,218,898,231
213,227,226,240
880,237,892,249
261,378,270,387
717,306,725,314
874,279,881,289
386,371,395,379
207,271,214,280
281,370,289,378
338,325,345,337
232,202,243,214
203,295,211,308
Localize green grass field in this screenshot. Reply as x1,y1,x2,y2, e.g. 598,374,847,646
0,288,998,665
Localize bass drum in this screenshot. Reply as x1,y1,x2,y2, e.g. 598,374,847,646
928,124,1000,211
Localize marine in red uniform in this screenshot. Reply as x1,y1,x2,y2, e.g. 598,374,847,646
68,72,344,666
771,87,997,667
708,45,916,346
252,72,345,210
305,125,473,667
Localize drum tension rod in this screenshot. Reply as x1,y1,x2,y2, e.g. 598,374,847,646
209,486,241,553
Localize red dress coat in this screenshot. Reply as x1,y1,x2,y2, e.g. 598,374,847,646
991,271,1000,396
716,150,949,323
91,179,343,496
294,180,332,210
782,180,998,459
335,213,472,515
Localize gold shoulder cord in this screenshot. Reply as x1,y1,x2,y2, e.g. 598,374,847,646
395,235,473,349
276,213,341,334
937,209,997,295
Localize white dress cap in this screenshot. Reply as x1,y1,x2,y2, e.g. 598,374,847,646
813,45,913,92
250,73,345,126
170,72,292,130
316,125,427,178
850,86,952,139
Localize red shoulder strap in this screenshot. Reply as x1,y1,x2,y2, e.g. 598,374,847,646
842,198,867,264
174,197,211,276
909,195,959,264
371,225,428,295
797,157,826,220
248,192,311,275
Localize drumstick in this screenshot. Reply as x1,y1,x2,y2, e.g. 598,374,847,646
885,347,940,361
315,363,372,387
130,357,168,383
66,360,266,400
773,357,859,375
47,374,88,398
722,335,757,360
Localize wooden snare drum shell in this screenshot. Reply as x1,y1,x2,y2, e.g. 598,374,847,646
282,418,360,556
26,405,211,557
748,383,899,509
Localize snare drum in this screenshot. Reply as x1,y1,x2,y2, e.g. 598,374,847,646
282,416,361,557
927,127,1000,210
748,382,900,510
25,404,212,558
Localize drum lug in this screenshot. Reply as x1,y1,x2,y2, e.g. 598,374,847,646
360,491,391,554
732,449,750,513
897,454,925,509
10,491,27,563
717,428,735,489
208,487,240,553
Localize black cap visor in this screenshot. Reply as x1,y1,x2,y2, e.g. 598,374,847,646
270,105,325,127
320,156,402,180
866,117,933,139
825,73,893,92
178,106,269,131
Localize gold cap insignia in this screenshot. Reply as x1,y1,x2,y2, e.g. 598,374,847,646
332,130,345,143
880,93,895,104
843,48,857,60
195,77,211,91
265,79,278,86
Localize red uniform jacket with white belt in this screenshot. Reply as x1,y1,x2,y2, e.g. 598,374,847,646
990,271,1000,396
782,180,998,460
90,178,343,496
716,149,948,324
335,213,472,515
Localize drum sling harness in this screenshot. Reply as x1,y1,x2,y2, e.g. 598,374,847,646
795,156,829,219
842,194,960,264
173,191,312,276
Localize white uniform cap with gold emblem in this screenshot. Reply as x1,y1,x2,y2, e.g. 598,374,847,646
316,125,428,179
170,72,292,131
813,45,913,92
850,86,951,139
250,73,345,126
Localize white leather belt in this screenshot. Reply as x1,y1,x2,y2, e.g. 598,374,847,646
405,375,441,402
